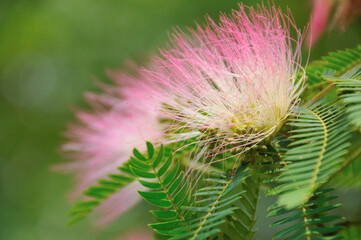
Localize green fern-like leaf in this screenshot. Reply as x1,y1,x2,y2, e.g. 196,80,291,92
304,45,361,102
225,173,261,240
268,188,344,240
129,142,191,236
67,161,135,226
327,71,361,128
275,101,351,208
305,61,330,86
322,46,361,76
169,164,251,240
307,45,361,81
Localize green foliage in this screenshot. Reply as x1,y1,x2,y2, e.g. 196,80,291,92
263,44,361,239
268,188,343,240
225,173,261,240
127,142,189,236
307,45,361,83
341,224,361,239
169,164,251,240
67,161,135,226
67,45,361,239
305,61,329,86
321,46,361,77
275,101,351,208
130,142,191,237
328,71,361,129
263,46,361,240
331,154,361,189
304,45,361,102
321,131,361,191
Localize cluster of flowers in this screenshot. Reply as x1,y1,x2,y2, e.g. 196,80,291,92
59,4,305,228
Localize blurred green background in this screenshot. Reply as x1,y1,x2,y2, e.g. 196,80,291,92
0,0,360,239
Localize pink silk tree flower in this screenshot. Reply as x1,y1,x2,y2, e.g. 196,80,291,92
57,69,162,225
59,4,306,225
142,5,306,164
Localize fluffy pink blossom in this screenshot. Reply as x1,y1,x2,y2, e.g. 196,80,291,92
142,5,305,163
58,69,162,224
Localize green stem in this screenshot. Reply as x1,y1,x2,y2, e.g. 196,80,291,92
302,206,312,240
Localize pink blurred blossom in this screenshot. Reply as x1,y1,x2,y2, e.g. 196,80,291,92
306,0,334,47
57,69,162,224
142,4,305,164
307,0,361,47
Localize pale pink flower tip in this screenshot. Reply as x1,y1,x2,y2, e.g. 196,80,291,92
306,0,361,47
306,0,334,47
58,69,162,224
143,4,305,159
